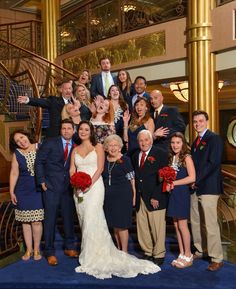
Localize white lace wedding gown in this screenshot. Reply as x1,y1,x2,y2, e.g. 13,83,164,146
73,150,160,279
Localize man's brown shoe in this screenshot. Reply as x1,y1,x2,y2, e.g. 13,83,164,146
64,249,79,258
207,262,223,271
47,256,58,266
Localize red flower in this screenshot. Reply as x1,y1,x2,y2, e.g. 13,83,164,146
158,166,176,192
70,171,92,192
160,113,168,117
147,156,156,163
199,141,207,150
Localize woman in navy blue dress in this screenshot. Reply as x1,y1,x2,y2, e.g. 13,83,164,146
103,135,136,252
9,130,44,261
123,97,154,156
166,132,195,268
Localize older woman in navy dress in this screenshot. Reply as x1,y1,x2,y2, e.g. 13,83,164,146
166,132,195,268
9,130,44,261
103,135,136,252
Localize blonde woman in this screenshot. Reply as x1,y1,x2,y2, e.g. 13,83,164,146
74,83,92,121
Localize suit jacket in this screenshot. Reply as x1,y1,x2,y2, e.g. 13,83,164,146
191,129,224,195
132,146,168,212
35,136,73,195
129,92,150,110
153,105,186,150
28,96,65,137
90,72,117,98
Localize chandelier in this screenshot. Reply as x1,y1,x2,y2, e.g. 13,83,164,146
170,80,224,102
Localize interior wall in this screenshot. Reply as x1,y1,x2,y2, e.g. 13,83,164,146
0,8,37,24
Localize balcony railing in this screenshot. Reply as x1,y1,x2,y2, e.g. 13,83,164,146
0,20,42,56
58,0,187,55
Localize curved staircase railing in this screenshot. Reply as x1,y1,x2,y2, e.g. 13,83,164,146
0,38,77,160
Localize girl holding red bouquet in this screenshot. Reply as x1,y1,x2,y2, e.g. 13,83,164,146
166,132,196,268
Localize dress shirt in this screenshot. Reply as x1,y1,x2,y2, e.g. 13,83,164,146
102,71,114,97
61,137,72,152
138,147,151,167
132,92,146,106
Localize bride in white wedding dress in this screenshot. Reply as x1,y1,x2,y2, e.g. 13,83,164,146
70,121,160,279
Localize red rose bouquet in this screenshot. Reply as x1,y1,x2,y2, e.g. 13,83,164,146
70,171,92,198
158,166,176,192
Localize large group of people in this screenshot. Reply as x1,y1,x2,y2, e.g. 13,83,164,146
10,57,224,279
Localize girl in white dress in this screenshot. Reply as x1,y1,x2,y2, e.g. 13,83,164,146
70,120,160,279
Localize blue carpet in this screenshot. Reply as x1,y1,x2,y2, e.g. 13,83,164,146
0,235,235,289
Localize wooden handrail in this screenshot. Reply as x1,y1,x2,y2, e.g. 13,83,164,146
0,20,42,27
222,169,236,181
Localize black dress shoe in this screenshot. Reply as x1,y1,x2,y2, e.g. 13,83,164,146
153,257,164,266
143,255,153,261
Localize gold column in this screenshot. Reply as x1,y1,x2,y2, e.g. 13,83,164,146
41,0,60,62
187,0,218,143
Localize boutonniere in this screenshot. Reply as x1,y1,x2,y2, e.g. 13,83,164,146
147,156,156,163
116,158,123,164
199,141,206,150
160,113,168,117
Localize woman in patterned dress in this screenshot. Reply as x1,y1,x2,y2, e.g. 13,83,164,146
90,98,115,144
9,130,44,261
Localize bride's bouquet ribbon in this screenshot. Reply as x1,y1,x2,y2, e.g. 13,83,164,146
158,166,176,192
70,171,92,193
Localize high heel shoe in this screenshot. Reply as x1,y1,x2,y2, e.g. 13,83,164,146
33,251,42,261
21,251,32,261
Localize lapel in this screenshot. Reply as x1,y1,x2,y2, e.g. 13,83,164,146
192,129,210,153
138,146,155,173
99,73,103,92
57,137,64,162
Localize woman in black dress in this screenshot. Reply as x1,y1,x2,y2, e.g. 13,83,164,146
103,135,136,252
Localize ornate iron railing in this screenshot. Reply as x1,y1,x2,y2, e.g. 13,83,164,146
0,190,23,268
218,168,236,244
0,38,77,140
0,20,42,55
58,0,187,55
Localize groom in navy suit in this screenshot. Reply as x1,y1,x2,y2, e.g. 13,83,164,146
35,119,78,266
191,110,224,271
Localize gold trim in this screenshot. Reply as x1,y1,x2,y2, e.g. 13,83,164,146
227,119,236,147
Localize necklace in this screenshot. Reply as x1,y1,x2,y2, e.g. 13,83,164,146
107,161,116,186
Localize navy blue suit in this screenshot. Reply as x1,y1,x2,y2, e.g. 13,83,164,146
191,129,224,195
129,92,150,110
132,146,168,212
35,136,76,256
190,129,224,262
153,105,186,150
90,72,117,98
28,96,66,138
